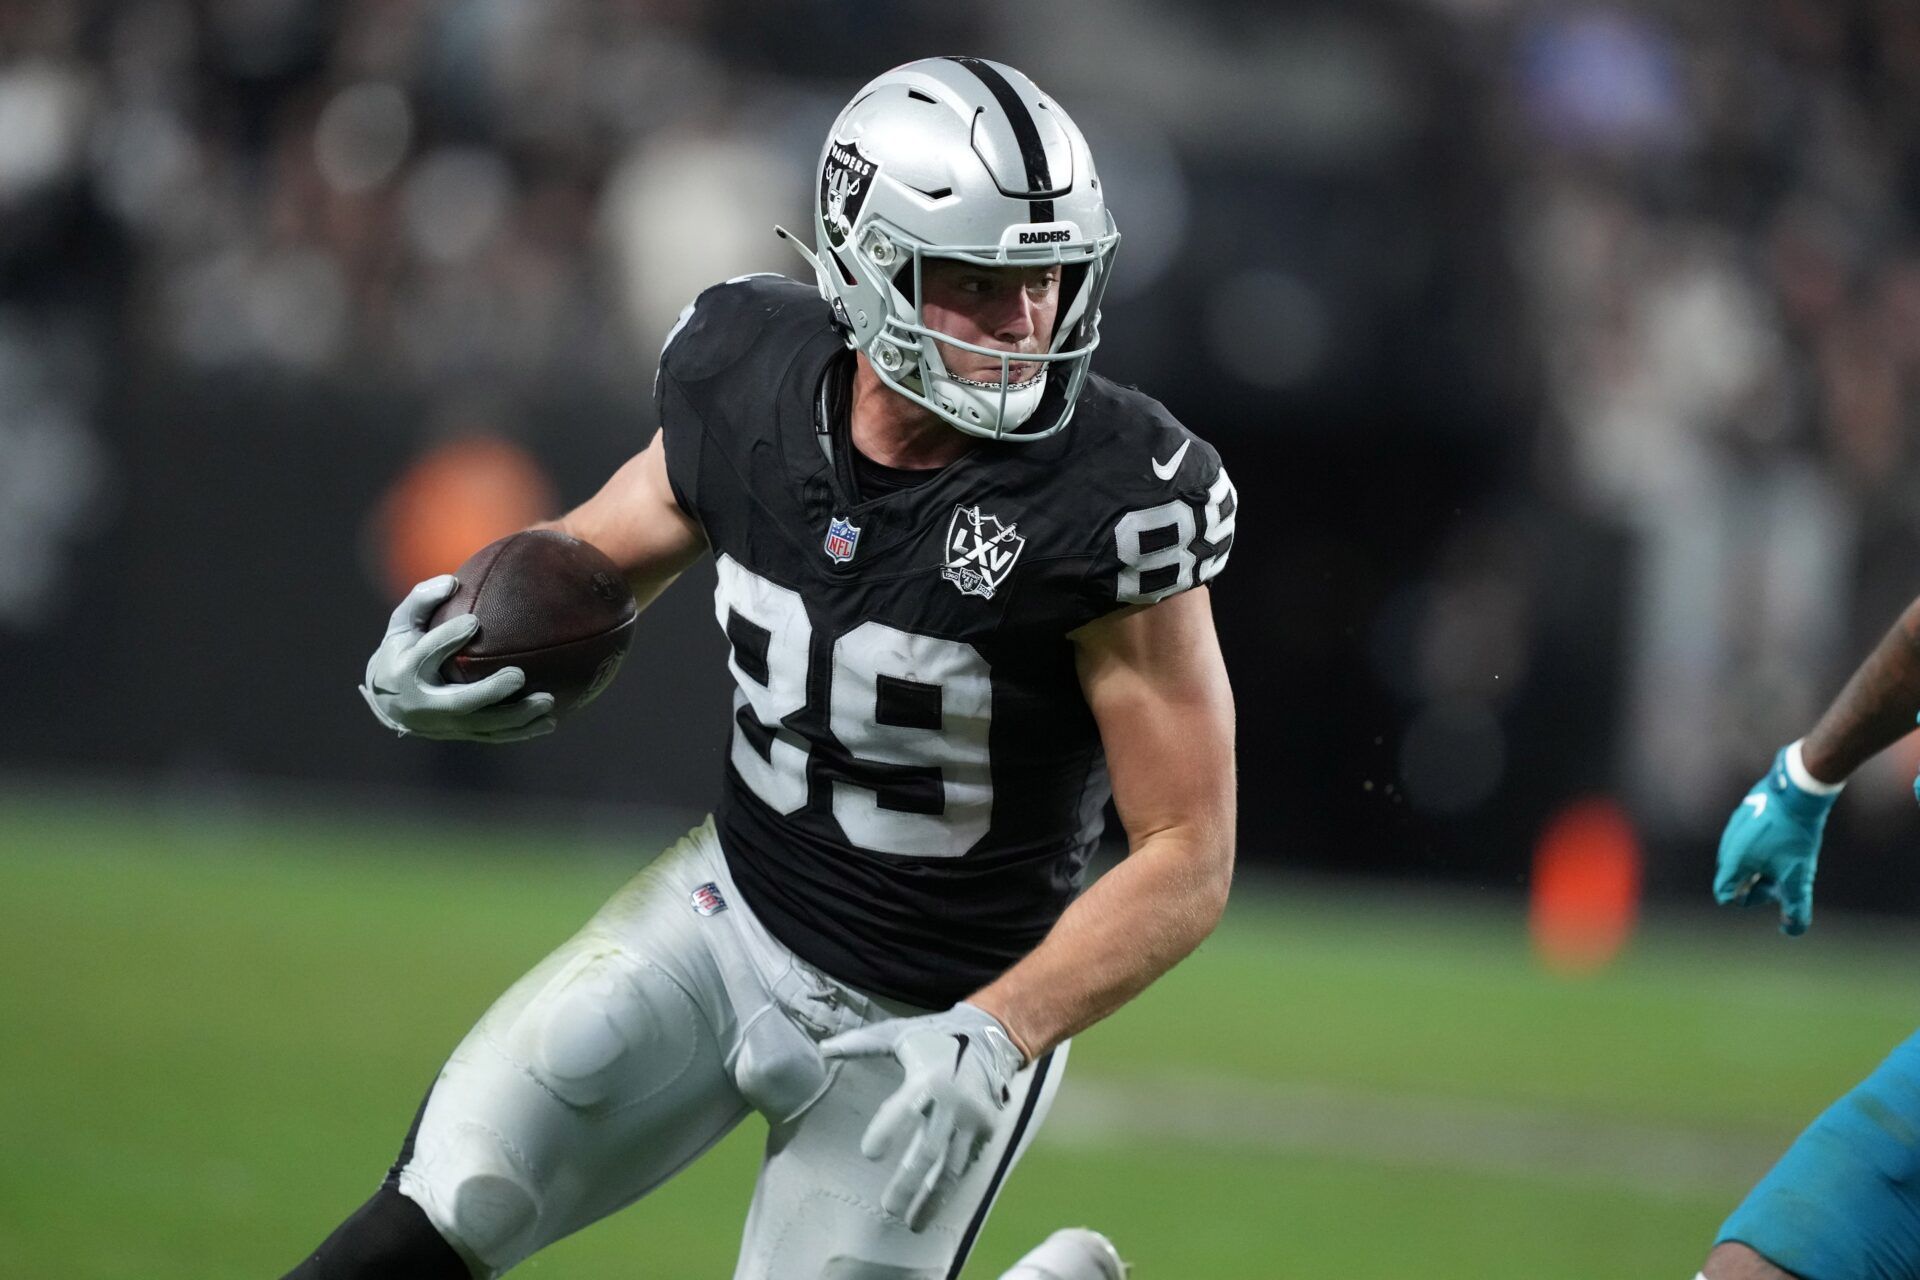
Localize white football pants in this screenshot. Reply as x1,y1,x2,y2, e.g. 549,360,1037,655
395,817,1069,1279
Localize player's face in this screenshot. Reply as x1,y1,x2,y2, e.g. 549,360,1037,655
918,260,1061,384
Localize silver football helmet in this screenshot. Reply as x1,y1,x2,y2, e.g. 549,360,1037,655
780,57,1121,442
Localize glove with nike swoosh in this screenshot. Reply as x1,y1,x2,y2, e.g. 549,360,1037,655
359,574,556,742
1712,740,1843,936
820,1002,1026,1231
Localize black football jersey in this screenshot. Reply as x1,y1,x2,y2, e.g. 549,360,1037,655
656,275,1236,1008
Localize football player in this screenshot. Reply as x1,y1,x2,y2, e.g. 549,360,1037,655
302,57,1234,1280
1700,591,1920,1280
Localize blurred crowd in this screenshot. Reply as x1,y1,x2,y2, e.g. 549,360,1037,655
1509,1,1920,832
9,0,1920,879
3,1,807,391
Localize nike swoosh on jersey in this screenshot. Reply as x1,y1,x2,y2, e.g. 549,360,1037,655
1150,439,1191,481
951,1033,970,1074
1743,793,1768,817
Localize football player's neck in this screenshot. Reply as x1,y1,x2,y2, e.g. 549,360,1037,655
849,352,976,470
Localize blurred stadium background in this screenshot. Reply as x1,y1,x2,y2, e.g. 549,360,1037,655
6,0,1920,1275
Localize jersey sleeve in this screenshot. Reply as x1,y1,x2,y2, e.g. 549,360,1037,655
653,273,815,533
655,319,701,521
1075,411,1237,615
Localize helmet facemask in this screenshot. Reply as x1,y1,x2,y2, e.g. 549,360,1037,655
855,223,1118,441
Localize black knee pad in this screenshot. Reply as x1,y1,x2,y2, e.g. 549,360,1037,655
281,1183,473,1280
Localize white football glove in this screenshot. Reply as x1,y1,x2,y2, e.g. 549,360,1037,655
358,574,556,742
820,1002,1026,1231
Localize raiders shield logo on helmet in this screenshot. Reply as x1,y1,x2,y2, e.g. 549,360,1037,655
942,504,1026,599
821,139,876,250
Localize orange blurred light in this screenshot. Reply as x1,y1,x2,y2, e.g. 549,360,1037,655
1529,796,1643,976
376,435,556,598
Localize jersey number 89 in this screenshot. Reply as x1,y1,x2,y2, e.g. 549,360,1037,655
714,555,991,859
1115,470,1237,604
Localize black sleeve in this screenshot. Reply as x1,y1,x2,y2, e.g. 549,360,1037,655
654,296,706,522
655,374,703,526
652,273,822,538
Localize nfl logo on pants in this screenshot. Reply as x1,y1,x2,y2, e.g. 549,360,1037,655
823,515,861,564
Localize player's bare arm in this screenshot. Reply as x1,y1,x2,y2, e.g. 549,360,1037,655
968,585,1236,1059
1705,592,1920,1274
533,431,707,611
823,575,1235,1230
1715,589,1920,935
1798,591,1920,781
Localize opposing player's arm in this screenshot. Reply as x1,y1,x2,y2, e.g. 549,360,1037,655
533,431,707,612
1715,589,1920,933
1799,592,1920,781
967,586,1236,1060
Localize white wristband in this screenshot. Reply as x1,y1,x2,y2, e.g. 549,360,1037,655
1786,739,1845,795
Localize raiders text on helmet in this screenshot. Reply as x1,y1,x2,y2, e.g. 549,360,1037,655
779,57,1121,442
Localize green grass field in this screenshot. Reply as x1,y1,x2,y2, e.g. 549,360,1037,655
4,788,1917,1278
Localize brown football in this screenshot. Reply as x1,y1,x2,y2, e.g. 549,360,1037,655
428,529,637,717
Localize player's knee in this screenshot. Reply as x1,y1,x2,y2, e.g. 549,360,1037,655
519,951,685,1109
1702,1241,1801,1280
432,1123,541,1263
448,1172,537,1265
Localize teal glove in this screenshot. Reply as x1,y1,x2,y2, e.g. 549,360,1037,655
1713,743,1841,936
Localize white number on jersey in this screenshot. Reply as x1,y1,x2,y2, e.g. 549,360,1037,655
1114,466,1236,604
1199,469,1237,583
713,555,812,813
831,622,992,855
714,555,994,858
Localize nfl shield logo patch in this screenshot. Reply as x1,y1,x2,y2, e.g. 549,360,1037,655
942,505,1026,600
823,515,861,564
690,882,728,916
